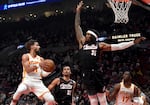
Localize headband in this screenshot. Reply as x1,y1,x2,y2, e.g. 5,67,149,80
86,30,98,39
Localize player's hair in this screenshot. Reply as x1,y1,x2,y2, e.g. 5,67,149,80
61,64,72,72
123,71,133,80
25,39,38,50
62,65,71,70
125,71,132,76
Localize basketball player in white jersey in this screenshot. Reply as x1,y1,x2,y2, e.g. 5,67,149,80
10,39,56,105
75,1,146,105
106,71,147,105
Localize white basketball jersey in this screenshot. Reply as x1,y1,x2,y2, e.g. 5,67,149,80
115,82,134,105
22,53,42,80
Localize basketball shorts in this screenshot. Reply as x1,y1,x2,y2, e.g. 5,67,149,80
21,78,50,98
82,69,105,95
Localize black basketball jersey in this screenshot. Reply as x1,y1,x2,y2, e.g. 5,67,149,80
54,77,75,104
78,43,100,71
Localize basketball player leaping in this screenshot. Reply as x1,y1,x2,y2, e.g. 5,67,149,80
106,71,147,105
10,39,56,105
75,1,146,105
48,65,76,105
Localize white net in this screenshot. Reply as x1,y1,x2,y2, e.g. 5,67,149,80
108,0,132,24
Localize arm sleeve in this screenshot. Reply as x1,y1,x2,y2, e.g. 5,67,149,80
111,41,134,51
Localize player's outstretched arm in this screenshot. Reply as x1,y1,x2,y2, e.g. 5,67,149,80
75,1,85,49
100,37,146,51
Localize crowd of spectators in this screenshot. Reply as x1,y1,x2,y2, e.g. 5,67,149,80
0,5,150,105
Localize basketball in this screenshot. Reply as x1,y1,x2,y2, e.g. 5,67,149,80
39,59,56,72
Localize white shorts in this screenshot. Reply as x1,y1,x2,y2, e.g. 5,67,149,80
20,78,50,98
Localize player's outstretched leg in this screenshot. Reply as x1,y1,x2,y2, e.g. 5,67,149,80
88,94,99,105
97,92,108,105
43,92,56,105
10,83,28,105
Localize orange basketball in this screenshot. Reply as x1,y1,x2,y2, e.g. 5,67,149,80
39,59,56,72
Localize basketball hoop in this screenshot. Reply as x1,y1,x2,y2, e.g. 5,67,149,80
107,0,132,24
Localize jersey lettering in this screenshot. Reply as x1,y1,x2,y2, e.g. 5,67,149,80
67,90,72,96
60,83,73,89
91,50,97,56
122,96,129,103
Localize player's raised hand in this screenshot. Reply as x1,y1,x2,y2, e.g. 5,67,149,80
76,1,84,12
134,37,146,44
